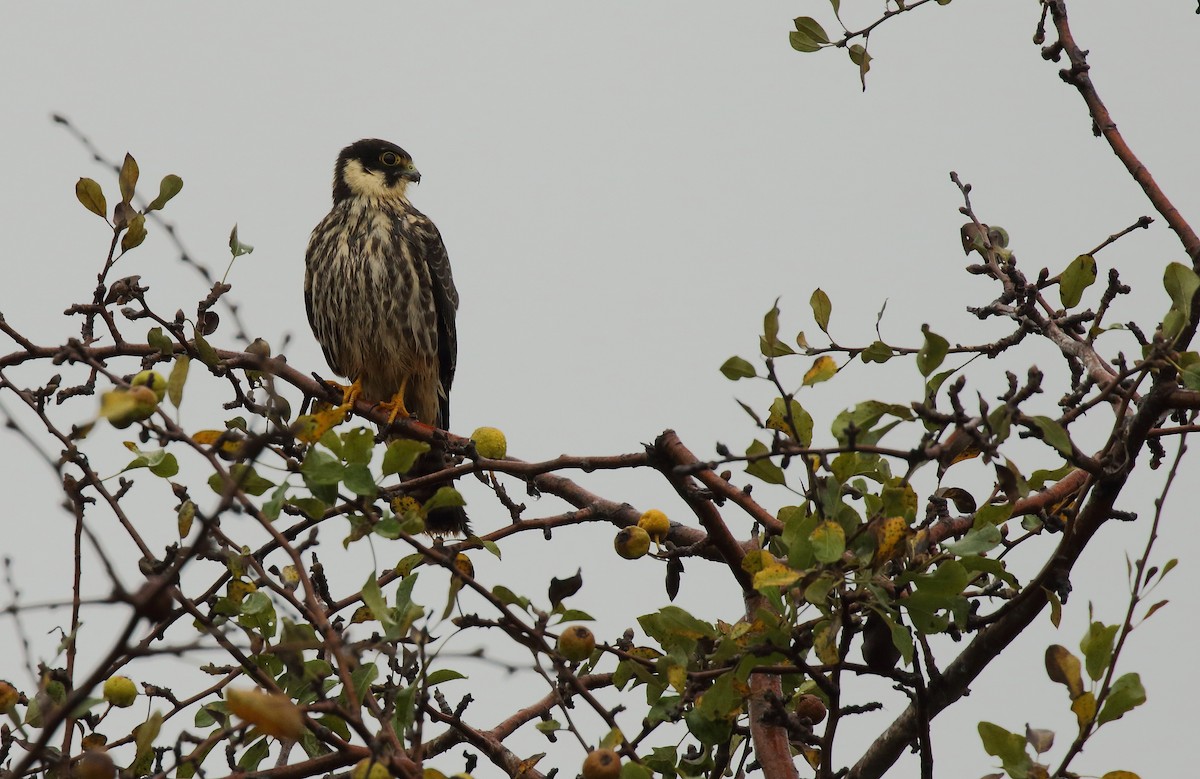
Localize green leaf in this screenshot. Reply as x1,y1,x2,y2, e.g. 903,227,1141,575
263,483,288,521
119,152,139,204
425,669,466,686
1164,261,1200,320
793,16,829,44
638,606,718,647
133,710,163,769
382,439,429,475
720,356,757,380
1060,254,1097,308
342,464,377,498
75,178,107,218
831,400,911,446
789,30,822,53
121,213,147,251
914,560,968,597
810,520,845,564
147,326,173,356
301,448,344,486
208,464,275,496
229,224,255,257
423,486,465,512
745,440,785,485
916,324,949,377
240,591,272,615
121,443,179,478
760,299,793,356
766,397,813,447
167,355,190,408
960,555,1017,587
339,427,375,465
1080,621,1120,681
1030,416,1073,456
861,340,892,363
237,738,269,771
848,44,873,88
361,572,400,638
392,686,416,731
1181,362,1200,391
620,762,653,779
146,174,183,212
348,663,379,705
1097,673,1146,726
810,288,832,333
945,524,1001,556
177,499,196,537
889,617,915,665
193,328,220,367
977,721,1032,778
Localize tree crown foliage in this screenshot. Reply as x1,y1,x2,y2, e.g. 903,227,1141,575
1,3,1197,779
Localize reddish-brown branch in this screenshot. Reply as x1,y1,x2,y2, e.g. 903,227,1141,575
1046,0,1200,263
745,592,801,779
654,430,754,592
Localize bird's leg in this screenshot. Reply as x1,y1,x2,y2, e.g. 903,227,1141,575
376,377,412,426
334,378,363,411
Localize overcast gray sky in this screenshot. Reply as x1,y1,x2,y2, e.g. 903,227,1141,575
2,3,1197,777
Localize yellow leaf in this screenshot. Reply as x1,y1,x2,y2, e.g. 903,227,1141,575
740,549,774,575
1071,691,1096,731
803,355,837,385
225,688,305,740
753,562,802,590
1045,645,1085,700
873,517,909,564
295,406,346,444
667,664,687,693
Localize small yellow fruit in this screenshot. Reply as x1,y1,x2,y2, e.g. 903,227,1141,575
614,526,651,559
246,338,272,359
557,625,597,662
792,693,827,724
453,553,474,579
581,748,621,779
131,370,168,402
637,509,670,542
470,426,507,459
75,750,116,779
350,757,391,779
0,680,19,712
100,385,160,429
225,687,306,740
102,676,137,708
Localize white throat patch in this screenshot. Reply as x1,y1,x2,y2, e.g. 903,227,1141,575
342,158,410,200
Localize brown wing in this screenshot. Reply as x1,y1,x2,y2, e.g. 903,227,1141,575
303,214,345,378
408,213,459,428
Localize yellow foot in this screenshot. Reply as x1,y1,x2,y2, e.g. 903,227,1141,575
376,380,411,427
337,378,363,410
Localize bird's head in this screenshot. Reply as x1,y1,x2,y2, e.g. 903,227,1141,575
332,139,422,203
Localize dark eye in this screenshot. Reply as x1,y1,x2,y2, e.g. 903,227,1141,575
380,152,399,166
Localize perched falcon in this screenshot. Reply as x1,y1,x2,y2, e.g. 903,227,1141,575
305,139,467,534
